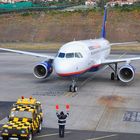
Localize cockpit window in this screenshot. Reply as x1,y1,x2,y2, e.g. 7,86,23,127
75,53,83,58
58,53,65,58
66,53,74,58
58,52,83,58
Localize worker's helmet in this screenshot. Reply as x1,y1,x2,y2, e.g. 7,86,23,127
60,111,64,115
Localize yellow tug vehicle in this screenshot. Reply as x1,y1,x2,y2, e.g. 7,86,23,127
1,96,43,140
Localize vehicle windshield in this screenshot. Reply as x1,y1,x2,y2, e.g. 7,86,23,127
10,111,32,119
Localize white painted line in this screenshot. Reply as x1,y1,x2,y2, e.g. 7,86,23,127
87,134,118,140
35,131,71,139
0,117,8,124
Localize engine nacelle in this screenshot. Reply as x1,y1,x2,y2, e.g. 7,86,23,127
118,64,135,83
33,61,53,79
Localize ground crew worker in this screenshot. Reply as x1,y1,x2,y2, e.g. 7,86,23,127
56,111,69,138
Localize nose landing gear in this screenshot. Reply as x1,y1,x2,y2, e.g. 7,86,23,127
69,79,78,92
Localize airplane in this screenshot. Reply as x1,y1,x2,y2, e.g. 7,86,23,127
0,6,140,92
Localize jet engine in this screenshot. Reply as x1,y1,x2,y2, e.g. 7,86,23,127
118,64,135,83
33,61,53,79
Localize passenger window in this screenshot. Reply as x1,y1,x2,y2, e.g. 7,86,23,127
66,53,74,58
58,53,65,58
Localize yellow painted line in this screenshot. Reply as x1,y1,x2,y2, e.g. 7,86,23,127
68,92,75,97
63,92,77,97
63,92,69,96
71,93,76,97
65,92,72,97
35,131,71,139
87,134,118,140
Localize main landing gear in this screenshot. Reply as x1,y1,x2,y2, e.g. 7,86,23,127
69,78,78,92
109,63,120,81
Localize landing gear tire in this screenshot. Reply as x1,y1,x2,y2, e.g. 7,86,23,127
69,85,72,92
111,72,115,80
74,86,78,92
69,85,78,92
117,75,120,81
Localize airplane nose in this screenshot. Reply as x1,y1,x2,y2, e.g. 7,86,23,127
54,58,76,75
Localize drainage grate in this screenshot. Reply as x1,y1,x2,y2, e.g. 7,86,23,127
123,111,140,122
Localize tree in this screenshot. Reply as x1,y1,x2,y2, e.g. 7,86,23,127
97,0,109,8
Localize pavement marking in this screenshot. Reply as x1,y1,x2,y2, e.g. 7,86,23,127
63,92,70,96
67,92,76,97
0,117,8,124
35,131,71,139
64,92,76,97
87,134,118,140
65,92,72,97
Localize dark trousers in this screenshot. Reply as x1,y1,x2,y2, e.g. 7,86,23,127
59,125,65,137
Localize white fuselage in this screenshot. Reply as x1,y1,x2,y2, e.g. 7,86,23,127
54,38,110,77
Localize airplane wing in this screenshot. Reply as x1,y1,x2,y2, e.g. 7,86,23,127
102,41,140,64
0,48,55,60
102,57,140,65
110,41,139,46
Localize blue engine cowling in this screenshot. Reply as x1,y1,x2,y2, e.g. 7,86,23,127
33,61,53,79
118,64,135,83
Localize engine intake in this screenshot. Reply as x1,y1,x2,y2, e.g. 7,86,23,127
33,61,53,79
118,64,135,83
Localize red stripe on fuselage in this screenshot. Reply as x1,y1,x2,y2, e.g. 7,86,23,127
57,64,101,77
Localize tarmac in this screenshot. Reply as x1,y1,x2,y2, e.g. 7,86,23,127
0,52,140,139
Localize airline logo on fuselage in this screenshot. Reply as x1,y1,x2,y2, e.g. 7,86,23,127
88,45,100,50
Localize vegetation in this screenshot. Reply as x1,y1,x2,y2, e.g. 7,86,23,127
96,0,140,11
112,2,140,12
97,0,109,8
0,4,139,43
0,42,139,51
35,0,84,6
0,43,62,50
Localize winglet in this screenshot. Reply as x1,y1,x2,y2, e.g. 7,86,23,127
101,6,107,38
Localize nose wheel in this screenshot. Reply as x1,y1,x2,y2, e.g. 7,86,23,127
69,85,78,92
69,79,78,92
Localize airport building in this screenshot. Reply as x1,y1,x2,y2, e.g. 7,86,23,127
108,0,138,6
85,0,97,6
85,0,139,6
